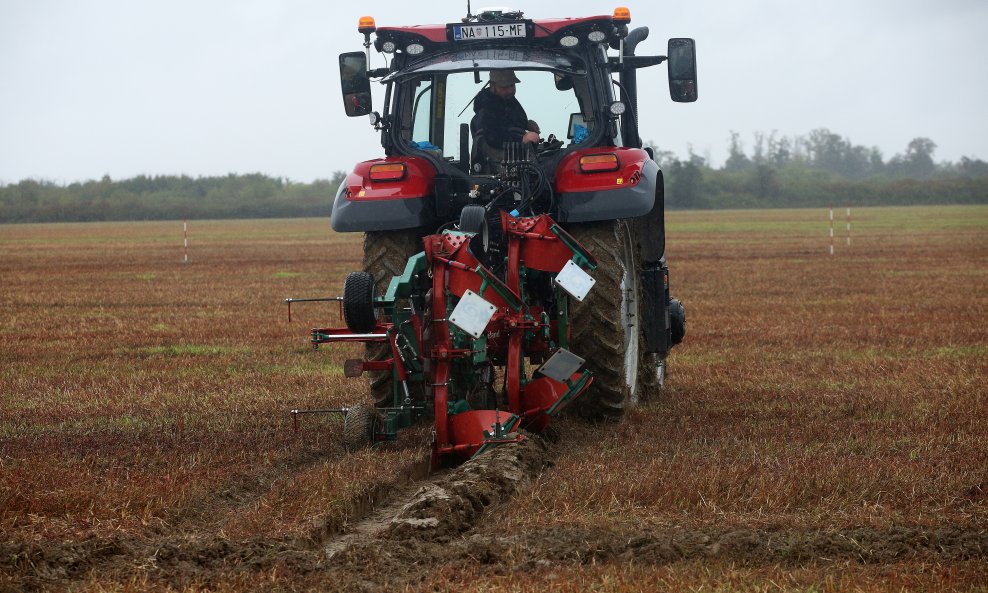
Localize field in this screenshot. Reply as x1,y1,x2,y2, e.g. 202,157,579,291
1,205,986,592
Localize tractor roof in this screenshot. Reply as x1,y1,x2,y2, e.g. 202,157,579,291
370,14,626,56
376,16,612,43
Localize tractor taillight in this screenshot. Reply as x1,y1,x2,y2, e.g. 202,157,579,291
368,163,406,182
579,154,620,173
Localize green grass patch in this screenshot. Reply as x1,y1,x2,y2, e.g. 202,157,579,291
255,362,342,375
934,345,988,358
137,344,247,357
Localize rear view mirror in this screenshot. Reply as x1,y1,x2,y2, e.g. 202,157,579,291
667,38,697,103
339,52,372,117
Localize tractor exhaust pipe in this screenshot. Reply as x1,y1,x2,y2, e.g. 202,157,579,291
619,26,649,150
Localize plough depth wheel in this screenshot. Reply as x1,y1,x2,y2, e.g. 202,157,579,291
343,403,380,451
343,271,376,333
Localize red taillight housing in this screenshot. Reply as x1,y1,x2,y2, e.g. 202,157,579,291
368,163,406,182
579,154,620,173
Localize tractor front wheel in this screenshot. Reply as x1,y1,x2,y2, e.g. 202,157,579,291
568,220,641,421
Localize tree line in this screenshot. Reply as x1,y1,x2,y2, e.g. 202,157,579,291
2,128,986,222
0,173,346,223
651,128,988,209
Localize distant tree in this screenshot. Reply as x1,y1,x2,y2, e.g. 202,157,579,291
668,159,704,208
806,128,850,174
868,147,885,175
723,131,752,172
686,144,707,168
749,165,781,200
329,170,348,186
752,131,766,165
887,137,937,180
906,137,937,179
770,136,792,168
959,156,988,178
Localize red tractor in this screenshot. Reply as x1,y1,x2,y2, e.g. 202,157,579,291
292,6,693,465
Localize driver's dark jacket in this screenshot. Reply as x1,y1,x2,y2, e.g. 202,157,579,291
472,89,529,149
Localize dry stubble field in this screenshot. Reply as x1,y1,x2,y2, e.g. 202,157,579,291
1,205,986,592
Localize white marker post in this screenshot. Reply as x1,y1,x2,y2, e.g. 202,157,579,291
829,205,834,256
846,204,852,247
183,220,189,264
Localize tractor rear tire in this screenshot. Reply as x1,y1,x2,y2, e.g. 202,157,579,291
363,229,426,408
343,403,379,452
343,271,376,333
567,220,641,421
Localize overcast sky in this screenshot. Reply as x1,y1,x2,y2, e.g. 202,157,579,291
1,0,986,184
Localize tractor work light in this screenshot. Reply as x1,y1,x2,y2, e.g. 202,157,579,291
612,7,631,24
406,43,424,55
579,154,620,173
368,163,406,181
560,35,579,47
609,101,627,116
587,30,606,43
381,40,396,53
358,16,376,34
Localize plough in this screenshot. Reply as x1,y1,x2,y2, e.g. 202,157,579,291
292,209,599,465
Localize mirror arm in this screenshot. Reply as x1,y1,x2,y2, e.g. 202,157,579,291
369,68,390,78
608,55,668,72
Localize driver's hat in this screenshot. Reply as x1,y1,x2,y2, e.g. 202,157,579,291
489,69,521,87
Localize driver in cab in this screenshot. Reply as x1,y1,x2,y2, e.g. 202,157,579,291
472,69,541,154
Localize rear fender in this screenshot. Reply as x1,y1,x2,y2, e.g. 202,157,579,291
330,157,436,232
553,148,658,223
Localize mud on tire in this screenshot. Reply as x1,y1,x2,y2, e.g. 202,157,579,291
363,229,425,408
568,220,641,421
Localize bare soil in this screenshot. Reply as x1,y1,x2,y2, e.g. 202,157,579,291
4,427,986,592
3,209,987,591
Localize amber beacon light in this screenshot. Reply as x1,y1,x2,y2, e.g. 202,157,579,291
358,16,377,34
612,7,631,23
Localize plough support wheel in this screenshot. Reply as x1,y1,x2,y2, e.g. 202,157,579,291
343,271,376,333
343,403,380,451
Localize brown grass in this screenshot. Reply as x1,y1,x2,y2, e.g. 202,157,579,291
488,206,988,534
0,219,425,545
1,207,986,591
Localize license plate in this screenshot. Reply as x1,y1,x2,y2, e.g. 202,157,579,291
452,23,527,41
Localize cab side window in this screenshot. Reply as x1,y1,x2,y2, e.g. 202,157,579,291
409,78,434,145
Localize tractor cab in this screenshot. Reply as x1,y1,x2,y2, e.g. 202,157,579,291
333,8,697,231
